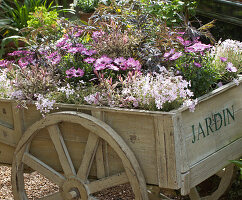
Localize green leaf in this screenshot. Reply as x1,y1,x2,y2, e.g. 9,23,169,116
230,160,242,168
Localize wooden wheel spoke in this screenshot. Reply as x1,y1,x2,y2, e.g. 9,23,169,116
37,192,63,200
88,196,98,200
47,124,76,177
77,132,99,181
87,172,129,194
22,152,65,186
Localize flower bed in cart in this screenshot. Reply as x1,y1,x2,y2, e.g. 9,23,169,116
0,0,241,199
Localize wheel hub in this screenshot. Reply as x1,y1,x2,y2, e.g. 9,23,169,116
61,177,88,200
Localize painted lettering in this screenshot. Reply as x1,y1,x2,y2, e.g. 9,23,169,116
226,105,235,124
191,105,235,143
205,117,213,135
192,125,196,143
197,122,206,140
214,113,223,131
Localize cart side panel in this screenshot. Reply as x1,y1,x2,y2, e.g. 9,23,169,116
0,142,15,165
103,111,159,185
181,83,242,187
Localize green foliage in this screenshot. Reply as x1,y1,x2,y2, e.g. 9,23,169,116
77,0,100,13
27,6,59,31
142,0,197,26
230,159,242,179
0,0,50,37
175,52,220,98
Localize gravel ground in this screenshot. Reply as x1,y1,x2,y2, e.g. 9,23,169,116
1,165,241,200
0,165,134,200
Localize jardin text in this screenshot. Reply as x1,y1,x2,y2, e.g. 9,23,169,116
192,105,235,143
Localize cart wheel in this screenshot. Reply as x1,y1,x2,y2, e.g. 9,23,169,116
12,111,148,200
189,164,234,200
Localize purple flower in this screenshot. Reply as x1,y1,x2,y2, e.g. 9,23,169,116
72,68,84,77
125,58,141,71
177,36,192,46
0,60,11,67
66,68,84,78
169,52,183,60
85,49,97,56
185,42,211,53
220,57,228,62
163,49,175,58
92,31,105,41
52,54,61,65
18,58,29,67
114,57,126,65
84,57,96,64
67,47,80,54
94,56,112,70
56,38,67,48
107,64,119,71
74,29,83,37
217,82,223,87
47,51,58,59
193,62,202,68
226,62,237,72
95,64,107,71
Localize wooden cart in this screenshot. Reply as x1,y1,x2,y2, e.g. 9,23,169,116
0,77,241,200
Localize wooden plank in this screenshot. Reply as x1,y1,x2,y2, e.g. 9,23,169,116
180,83,242,170
163,115,178,188
22,152,65,186
47,124,76,177
104,112,159,185
77,132,99,181
88,172,129,194
92,111,106,179
153,115,168,188
189,137,242,188
38,192,64,200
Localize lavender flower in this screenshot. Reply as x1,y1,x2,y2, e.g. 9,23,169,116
193,62,202,68
226,62,237,72
94,56,112,70
220,57,227,62
34,94,55,117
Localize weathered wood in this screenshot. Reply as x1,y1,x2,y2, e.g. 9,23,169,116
88,172,128,194
47,124,76,177
11,112,148,200
189,164,234,200
22,152,66,186
154,115,168,188
77,132,99,181
38,192,64,200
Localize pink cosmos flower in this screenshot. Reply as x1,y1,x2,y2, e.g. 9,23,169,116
169,52,183,60
220,57,228,62
84,57,96,64
56,38,67,48
226,62,237,72
193,62,202,68
95,64,107,71
176,36,192,46
67,47,80,54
